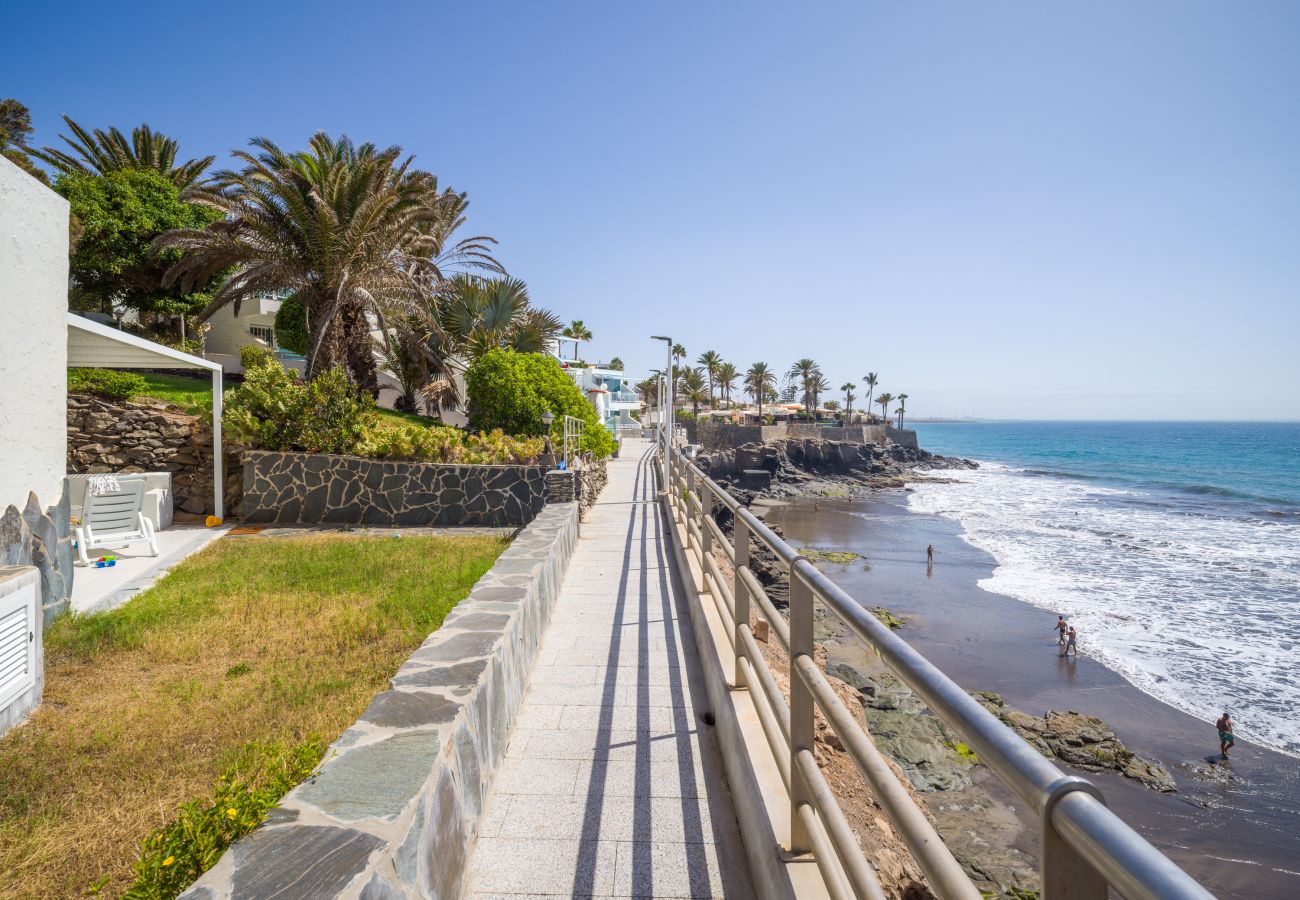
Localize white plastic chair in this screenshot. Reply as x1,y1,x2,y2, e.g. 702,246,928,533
74,478,160,565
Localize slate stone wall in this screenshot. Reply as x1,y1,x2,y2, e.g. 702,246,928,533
67,393,242,517
0,483,73,627
241,452,548,527
182,502,580,900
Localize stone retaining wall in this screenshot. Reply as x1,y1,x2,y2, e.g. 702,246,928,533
183,502,580,899
241,452,548,527
785,423,887,443
67,393,242,517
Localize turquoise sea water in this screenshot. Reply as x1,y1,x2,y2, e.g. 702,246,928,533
906,421,1300,753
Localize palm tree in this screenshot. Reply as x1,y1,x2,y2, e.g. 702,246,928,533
156,132,499,392
680,367,709,417
31,115,214,188
635,377,658,407
440,275,562,359
862,372,879,422
786,358,822,415
876,392,894,426
745,362,777,422
608,356,624,371
562,320,593,360
895,393,909,429
841,383,856,419
824,399,841,416
697,351,723,406
810,373,832,418
716,361,739,406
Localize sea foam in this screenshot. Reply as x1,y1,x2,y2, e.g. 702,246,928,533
908,463,1300,756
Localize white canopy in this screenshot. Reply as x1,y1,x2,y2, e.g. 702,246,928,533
66,313,225,520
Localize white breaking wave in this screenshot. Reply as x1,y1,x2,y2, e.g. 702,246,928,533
908,463,1300,756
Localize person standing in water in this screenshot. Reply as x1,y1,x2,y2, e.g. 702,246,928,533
926,544,934,564
1060,626,1078,658
1216,712,1235,759
1055,616,1069,647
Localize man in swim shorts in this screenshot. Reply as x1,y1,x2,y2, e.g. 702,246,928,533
1055,616,1069,646
1216,711,1235,759
1060,626,1078,657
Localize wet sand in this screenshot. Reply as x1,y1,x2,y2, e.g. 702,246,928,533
764,488,1300,900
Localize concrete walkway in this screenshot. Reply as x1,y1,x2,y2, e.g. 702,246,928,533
467,440,753,898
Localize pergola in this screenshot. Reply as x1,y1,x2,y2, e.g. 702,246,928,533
66,313,225,520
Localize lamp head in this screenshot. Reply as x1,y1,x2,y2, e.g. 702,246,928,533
541,410,555,427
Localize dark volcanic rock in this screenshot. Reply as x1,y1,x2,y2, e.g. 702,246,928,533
695,437,975,497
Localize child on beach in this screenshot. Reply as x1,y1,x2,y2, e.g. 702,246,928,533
1060,626,1078,657
1217,712,1235,760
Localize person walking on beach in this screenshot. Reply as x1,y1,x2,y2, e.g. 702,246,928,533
926,544,934,564
1060,626,1078,658
1217,711,1235,760
1055,616,1069,647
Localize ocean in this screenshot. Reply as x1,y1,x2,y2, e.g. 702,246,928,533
908,421,1300,756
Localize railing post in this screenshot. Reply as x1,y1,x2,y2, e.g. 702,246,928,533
685,468,697,552
1042,781,1108,899
733,514,750,689
788,563,814,854
700,482,713,559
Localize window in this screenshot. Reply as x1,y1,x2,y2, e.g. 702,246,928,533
249,325,275,346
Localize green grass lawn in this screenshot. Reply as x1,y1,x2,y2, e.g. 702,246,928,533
0,531,507,899
137,371,213,412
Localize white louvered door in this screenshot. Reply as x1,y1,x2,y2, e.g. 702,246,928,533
0,579,37,710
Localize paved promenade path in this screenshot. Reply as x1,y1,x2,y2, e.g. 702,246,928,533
467,439,753,898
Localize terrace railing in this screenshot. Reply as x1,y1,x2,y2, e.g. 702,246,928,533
659,443,1215,900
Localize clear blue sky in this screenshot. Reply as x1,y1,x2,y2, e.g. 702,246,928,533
8,1,1299,419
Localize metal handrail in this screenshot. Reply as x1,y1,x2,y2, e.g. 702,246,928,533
561,414,585,468
660,444,1215,900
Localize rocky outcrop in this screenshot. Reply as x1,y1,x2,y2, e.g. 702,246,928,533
696,438,975,497
971,692,1176,792
67,393,242,517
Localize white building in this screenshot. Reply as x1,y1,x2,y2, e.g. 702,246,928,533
552,347,641,435
202,291,306,375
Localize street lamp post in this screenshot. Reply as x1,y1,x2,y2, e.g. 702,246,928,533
651,335,673,473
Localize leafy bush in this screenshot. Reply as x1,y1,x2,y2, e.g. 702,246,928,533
272,294,308,355
466,349,615,457
674,410,696,422
68,367,148,401
223,356,370,454
358,422,544,464
116,738,323,898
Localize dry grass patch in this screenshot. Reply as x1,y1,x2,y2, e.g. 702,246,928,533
0,531,508,899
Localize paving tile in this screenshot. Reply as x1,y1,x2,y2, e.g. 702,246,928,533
492,758,580,796
497,794,719,844
514,702,565,730
613,841,729,898
468,837,618,896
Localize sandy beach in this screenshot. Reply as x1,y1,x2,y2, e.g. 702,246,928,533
763,488,1300,900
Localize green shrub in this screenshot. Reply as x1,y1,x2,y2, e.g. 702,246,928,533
359,422,544,464
116,738,324,898
223,356,370,454
68,367,149,401
674,410,696,422
272,294,308,355
466,349,616,458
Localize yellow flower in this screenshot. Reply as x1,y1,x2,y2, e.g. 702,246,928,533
227,808,237,818
162,856,175,867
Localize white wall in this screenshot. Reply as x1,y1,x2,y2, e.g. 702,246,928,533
0,157,69,509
